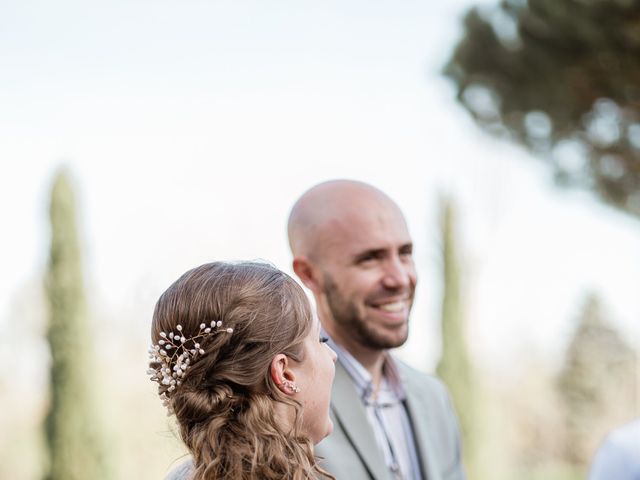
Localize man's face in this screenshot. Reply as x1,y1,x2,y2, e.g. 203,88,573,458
316,203,417,351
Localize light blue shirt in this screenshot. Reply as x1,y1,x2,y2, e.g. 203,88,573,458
589,418,640,480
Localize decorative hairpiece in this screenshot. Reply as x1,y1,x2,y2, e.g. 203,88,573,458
147,320,233,411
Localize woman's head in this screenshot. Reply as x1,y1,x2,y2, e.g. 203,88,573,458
148,261,336,479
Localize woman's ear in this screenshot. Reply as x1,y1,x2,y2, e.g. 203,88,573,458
270,354,301,395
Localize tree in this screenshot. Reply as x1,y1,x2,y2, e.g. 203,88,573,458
44,169,109,480
556,293,637,467
435,196,479,476
445,0,640,218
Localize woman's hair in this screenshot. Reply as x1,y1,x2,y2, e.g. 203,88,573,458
149,261,332,479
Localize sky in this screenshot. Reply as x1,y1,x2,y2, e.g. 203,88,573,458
2,0,640,374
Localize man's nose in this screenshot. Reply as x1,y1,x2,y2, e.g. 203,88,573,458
381,256,414,290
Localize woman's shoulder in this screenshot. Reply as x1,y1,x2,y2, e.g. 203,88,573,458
164,458,194,480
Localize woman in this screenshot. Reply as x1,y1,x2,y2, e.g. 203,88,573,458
147,261,337,479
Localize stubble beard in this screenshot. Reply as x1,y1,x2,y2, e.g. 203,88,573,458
323,274,410,350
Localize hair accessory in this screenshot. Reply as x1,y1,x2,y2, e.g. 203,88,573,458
147,320,233,411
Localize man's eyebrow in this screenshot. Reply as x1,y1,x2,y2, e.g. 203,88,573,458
352,248,386,262
399,242,413,252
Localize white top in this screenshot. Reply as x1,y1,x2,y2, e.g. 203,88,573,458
164,459,193,480
589,418,640,480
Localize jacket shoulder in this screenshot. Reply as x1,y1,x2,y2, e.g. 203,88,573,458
396,360,451,399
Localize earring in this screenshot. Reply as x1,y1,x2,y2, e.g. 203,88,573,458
281,380,301,393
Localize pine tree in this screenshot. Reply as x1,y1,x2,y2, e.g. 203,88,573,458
445,0,640,218
44,169,109,480
557,293,637,467
435,196,478,476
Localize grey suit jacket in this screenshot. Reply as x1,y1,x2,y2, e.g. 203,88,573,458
315,360,465,480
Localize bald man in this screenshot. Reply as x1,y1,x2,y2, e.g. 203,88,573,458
289,180,465,480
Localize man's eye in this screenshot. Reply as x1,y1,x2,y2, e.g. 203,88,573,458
357,252,382,264
319,336,329,343
400,246,413,256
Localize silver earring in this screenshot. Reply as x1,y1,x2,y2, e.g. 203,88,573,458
282,380,301,393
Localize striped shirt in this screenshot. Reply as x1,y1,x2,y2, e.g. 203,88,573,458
327,337,424,480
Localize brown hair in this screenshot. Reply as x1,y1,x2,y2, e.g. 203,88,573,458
150,261,333,479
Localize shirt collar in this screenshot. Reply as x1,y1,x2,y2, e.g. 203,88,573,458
325,332,406,405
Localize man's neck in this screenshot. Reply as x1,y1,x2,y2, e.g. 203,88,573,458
329,331,387,388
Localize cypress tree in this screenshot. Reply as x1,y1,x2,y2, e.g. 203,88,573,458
44,169,109,480
435,196,478,477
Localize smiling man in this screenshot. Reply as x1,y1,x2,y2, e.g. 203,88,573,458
288,180,466,480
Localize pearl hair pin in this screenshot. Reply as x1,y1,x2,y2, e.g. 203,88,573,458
147,320,233,412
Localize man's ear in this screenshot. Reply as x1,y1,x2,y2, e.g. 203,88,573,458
292,256,321,293
270,354,299,395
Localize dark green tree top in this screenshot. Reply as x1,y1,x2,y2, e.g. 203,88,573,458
445,0,640,218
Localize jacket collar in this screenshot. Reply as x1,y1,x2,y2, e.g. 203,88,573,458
397,362,442,480
331,361,394,480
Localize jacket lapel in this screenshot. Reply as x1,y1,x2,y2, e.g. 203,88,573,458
400,366,442,480
331,362,392,480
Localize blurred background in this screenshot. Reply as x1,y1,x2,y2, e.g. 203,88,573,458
1,0,639,479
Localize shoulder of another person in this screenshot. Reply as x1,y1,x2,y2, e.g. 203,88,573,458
604,418,640,458
164,458,194,480
610,418,640,443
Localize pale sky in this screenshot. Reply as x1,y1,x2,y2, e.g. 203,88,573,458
2,0,639,374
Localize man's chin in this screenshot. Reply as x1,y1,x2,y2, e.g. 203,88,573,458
361,326,409,350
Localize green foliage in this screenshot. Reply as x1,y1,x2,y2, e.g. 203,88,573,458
435,197,479,476
445,0,640,218
556,294,637,466
44,169,110,480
